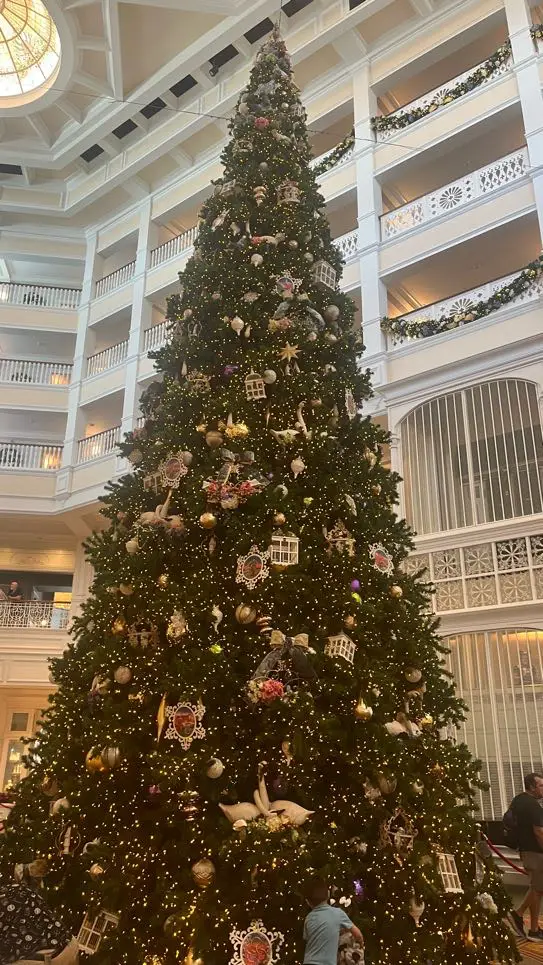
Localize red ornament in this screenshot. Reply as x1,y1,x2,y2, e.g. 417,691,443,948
254,117,270,130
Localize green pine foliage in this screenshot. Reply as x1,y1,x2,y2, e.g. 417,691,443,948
1,27,517,965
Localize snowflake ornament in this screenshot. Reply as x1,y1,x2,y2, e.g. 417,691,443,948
369,543,394,575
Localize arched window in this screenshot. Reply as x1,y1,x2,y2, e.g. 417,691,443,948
444,628,543,820
401,380,543,535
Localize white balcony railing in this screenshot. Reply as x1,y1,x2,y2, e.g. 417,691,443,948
311,143,355,173
405,533,543,614
0,359,72,385
150,226,198,269
390,269,543,347
0,600,70,629
77,426,120,464
95,261,136,299
143,322,168,352
0,283,81,310
376,52,513,142
0,442,63,470
86,340,129,377
382,148,529,238
334,228,359,260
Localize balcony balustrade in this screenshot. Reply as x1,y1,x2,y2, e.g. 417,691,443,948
86,340,129,377
405,533,543,614
77,426,120,464
334,228,359,260
143,321,168,352
311,143,355,172
0,442,63,470
376,51,513,142
0,359,72,385
150,226,198,269
388,268,543,348
381,148,529,239
0,600,70,629
0,283,81,310
95,261,136,299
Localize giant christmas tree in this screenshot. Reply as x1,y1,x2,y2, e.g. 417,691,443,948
2,27,517,965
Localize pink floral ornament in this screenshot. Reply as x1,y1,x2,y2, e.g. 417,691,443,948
254,116,270,130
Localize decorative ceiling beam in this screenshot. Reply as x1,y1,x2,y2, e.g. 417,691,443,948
72,69,113,98
27,114,51,147
102,0,124,100
78,35,108,50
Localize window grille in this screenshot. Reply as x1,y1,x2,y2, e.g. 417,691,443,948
401,380,543,535
444,628,543,820
437,853,463,893
270,534,299,566
325,634,357,665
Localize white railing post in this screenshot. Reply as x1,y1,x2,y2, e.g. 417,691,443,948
85,340,129,377
149,225,198,269
95,261,136,298
143,321,168,352
76,425,121,464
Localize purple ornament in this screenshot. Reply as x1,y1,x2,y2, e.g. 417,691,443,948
350,579,360,591
353,879,365,902
223,365,239,378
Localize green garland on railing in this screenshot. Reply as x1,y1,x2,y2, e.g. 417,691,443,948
381,254,543,344
371,41,511,135
313,128,355,177
531,24,543,43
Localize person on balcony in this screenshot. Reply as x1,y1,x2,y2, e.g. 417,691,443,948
7,582,23,602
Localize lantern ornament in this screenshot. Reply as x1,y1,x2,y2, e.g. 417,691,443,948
324,520,355,557
128,621,159,649
437,852,463,893
325,633,357,665
77,910,119,954
277,180,301,205
143,471,163,494
270,533,299,567
312,260,337,290
245,371,266,401
380,809,417,861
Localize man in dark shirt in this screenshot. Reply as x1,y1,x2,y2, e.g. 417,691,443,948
509,773,543,941
7,581,23,602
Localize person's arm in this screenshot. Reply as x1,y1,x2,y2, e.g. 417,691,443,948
530,798,543,848
534,825,543,848
350,924,363,945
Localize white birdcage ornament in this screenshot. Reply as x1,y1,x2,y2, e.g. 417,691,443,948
437,852,463,893
324,520,356,557
77,909,119,954
312,260,337,291
270,532,299,568
245,371,266,401
143,471,163,494
128,621,159,649
277,180,301,205
380,809,417,863
325,633,357,665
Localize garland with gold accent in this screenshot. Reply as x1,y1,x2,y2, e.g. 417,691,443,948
381,254,543,344
313,128,355,177
371,42,511,135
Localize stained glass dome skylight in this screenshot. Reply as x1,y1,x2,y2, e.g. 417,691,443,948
0,0,60,99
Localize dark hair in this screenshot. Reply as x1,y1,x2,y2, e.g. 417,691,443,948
524,773,543,791
306,876,329,907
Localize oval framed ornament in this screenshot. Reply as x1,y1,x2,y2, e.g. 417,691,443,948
159,452,189,489
236,545,270,590
230,920,284,965
165,699,206,749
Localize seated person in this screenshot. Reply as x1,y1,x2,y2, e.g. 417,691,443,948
0,880,72,964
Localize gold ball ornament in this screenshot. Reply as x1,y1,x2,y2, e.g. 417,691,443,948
390,585,403,599
273,512,286,525
86,748,105,773
419,714,434,728
157,573,169,587
205,430,224,449
354,699,373,721
200,512,217,529
163,913,184,939
100,746,122,770
112,617,126,635
206,758,224,779
405,667,422,684
114,666,132,685
235,604,257,624
89,863,105,879
191,857,216,888
119,583,134,596
41,775,59,797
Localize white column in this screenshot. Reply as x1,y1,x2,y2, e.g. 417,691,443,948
70,542,94,620
505,0,543,244
57,232,99,490
352,63,388,382
121,201,158,436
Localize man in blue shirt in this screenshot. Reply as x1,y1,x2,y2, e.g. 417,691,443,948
303,877,364,965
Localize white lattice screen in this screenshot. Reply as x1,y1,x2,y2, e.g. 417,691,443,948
401,380,543,535
444,628,543,820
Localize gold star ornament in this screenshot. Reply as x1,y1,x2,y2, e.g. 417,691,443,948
279,342,300,362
